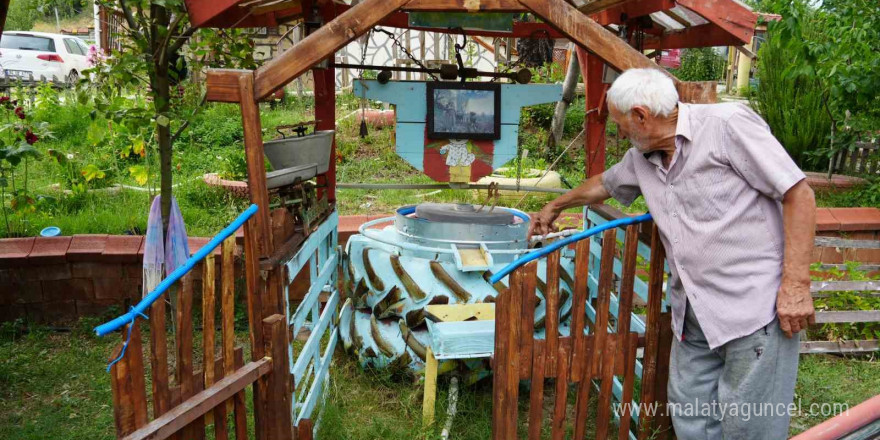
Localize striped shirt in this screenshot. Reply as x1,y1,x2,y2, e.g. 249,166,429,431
602,102,806,348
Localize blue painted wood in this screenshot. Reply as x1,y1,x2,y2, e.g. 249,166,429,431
427,320,495,360
352,80,561,182
296,321,340,424
293,289,341,384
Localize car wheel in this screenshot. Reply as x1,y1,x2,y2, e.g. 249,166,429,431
67,70,79,87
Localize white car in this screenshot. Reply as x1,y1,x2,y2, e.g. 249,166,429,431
0,31,92,85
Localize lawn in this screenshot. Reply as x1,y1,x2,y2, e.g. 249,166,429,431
1,317,877,440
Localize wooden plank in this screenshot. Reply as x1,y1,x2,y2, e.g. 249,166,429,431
253,0,411,100
591,229,617,376
811,280,880,292
814,237,880,250
243,219,266,363
424,303,495,322
205,69,246,103
653,313,674,439
572,335,595,440
815,310,880,324
233,350,248,440
518,0,679,81
569,239,591,382
176,275,196,439
150,292,171,419
638,224,665,440
618,332,639,440
595,332,619,439
239,75,274,258
221,235,236,418
815,263,880,272
644,23,743,50
120,358,272,440
403,0,523,11
128,323,149,429
617,225,639,333
263,314,294,440
800,340,879,354
545,249,561,374
675,0,757,45
527,340,547,440
422,347,439,425
492,264,522,440
550,339,572,440
577,0,631,14
519,262,538,379
297,419,314,440
202,254,217,428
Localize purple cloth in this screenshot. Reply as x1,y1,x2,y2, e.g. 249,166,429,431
601,102,806,349
164,196,190,276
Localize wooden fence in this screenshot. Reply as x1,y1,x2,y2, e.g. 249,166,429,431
107,213,293,440
830,140,879,176
493,220,673,440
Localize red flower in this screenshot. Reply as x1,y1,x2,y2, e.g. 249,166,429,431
25,130,38,145
0,96,9,103
14,106,25,119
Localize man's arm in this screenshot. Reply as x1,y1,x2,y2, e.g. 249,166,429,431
528,173,612,237
777,180,817,338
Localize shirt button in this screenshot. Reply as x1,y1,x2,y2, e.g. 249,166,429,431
672,212,678,217
669,184,674,189
674,238,679,243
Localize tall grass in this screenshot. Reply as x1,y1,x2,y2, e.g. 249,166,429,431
751,15,832,169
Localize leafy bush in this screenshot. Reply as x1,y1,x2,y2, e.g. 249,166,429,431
751,8,831,168
670,48,726,81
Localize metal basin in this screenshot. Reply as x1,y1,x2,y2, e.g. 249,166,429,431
263,130,334,176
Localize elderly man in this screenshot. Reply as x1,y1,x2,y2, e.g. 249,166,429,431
530,68,816,439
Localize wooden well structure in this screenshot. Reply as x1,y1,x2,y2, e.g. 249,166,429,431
102,0,760,439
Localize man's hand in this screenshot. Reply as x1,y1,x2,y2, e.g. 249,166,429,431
776,278,815,338
528,204,562,238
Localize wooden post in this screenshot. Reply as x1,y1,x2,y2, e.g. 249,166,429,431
422,347,439,425
577,47,609,178
638,224,667,440
263,314,294,440
315,3,339,204
238,73,274,258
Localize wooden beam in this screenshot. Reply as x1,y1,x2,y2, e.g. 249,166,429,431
675,0,757,45
205,69,247,103
734,44,757,59
643,24,743,50
120,358,272,440
239,74,274,256
403,0,524,11
815,310,880,324
814,236,880,250
520,0,678,82
253,0,411,100
662,9,690,27
577,0,631,15
594,0,674,25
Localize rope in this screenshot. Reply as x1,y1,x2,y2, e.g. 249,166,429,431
513,128,587,209
105,306,149,372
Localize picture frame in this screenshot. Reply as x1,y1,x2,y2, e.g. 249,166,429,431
426,82,501,140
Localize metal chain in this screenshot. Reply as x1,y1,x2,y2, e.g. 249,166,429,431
372,27,439,81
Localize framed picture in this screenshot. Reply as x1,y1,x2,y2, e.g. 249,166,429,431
426,82,501,140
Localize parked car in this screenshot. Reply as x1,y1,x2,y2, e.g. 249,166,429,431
0,31,92,85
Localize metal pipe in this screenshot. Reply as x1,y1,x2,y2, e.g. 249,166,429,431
790,394,880,440
490,213,653,283
357,216,531,255
94,204,260,336
338,182,569,194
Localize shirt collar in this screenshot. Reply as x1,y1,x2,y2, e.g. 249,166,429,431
675,102,691,141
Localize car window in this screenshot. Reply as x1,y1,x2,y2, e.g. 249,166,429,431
0,34,56,52
64,38,84,55
75,39,89,55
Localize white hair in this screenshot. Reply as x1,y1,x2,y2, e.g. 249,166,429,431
606,68,679,117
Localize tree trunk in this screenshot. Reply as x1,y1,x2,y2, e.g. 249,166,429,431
547,46,580,151
150,5,173,231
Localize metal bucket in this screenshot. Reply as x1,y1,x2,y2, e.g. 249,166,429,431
263,130,334,175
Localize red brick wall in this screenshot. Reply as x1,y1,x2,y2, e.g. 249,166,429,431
0,235,242,324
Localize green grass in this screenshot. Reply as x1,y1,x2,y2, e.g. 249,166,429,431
1,317,877,439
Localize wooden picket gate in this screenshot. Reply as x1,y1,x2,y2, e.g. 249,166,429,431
106,213,293,440
493,221,674,440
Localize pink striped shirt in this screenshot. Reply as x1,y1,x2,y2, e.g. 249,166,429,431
602,102,806,348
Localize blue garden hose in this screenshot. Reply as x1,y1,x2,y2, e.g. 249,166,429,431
489,213,653,284
94,204,259,337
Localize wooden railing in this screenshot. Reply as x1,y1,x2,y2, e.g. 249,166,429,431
103,206,293,440
493,215,673,440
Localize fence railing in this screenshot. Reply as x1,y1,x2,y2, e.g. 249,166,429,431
98,205,293,440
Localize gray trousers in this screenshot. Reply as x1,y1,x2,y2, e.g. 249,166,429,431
667,301,800,440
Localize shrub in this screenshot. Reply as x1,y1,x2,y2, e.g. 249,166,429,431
670,48,726,82
751,12,831,168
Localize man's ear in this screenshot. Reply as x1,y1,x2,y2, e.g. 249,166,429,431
631,106,649,123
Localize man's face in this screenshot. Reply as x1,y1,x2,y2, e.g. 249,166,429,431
608,105,668,154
